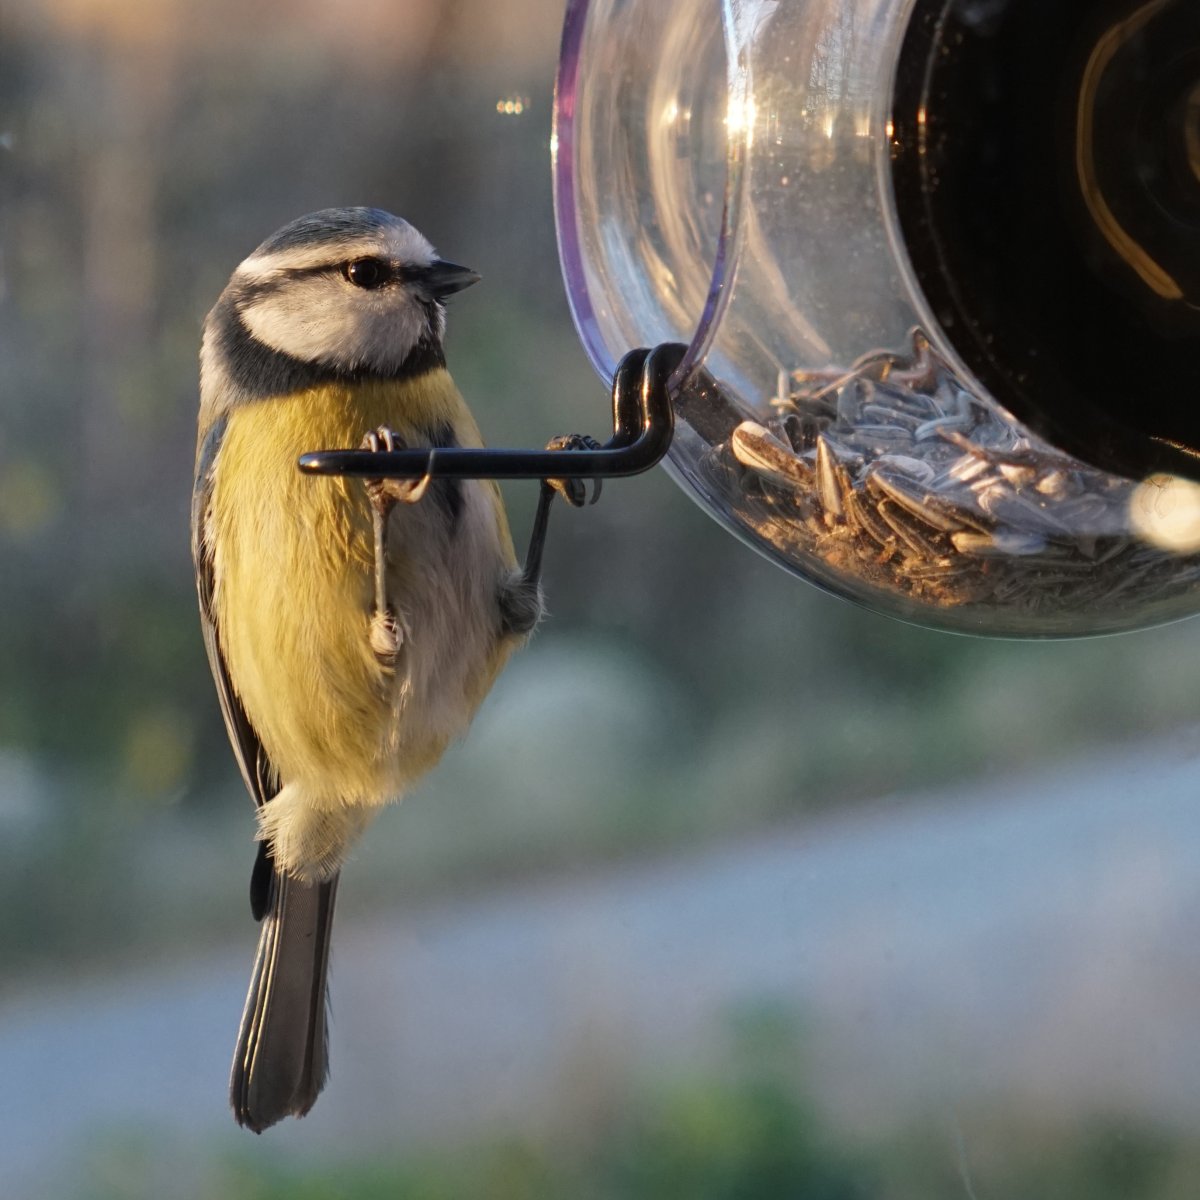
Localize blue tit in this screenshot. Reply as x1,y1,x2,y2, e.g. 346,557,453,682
192,207,569,1133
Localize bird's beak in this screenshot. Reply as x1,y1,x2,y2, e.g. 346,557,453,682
421,260,481,298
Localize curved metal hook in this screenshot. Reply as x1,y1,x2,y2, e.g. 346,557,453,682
297,342,684,482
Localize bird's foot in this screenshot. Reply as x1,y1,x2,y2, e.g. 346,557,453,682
360,426,431,508
544,433,603,506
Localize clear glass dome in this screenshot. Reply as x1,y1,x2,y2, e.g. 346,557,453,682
553,0,1200,636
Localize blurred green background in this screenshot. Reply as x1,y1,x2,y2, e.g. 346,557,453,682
3,0,1200,1196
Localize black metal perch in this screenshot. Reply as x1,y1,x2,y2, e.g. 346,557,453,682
297,342,685,483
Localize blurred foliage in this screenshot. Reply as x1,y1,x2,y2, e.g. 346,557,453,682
63,1011,1200,1200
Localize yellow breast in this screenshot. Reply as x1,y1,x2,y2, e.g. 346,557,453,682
207,371,515,801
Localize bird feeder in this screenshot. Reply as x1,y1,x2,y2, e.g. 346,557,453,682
553,0,1200,635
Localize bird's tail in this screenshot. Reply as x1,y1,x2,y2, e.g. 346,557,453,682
230,866,339,1132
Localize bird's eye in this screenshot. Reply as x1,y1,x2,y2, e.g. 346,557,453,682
343,258,391,289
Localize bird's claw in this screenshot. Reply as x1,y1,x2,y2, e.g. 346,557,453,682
544,433,602,507
360,426,431,507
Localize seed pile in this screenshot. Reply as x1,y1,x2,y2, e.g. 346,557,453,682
705,329,1200,622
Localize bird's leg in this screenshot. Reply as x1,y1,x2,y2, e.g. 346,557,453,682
500,433,601,637
520,435,604,590
361,426,431,665
367,494,396,664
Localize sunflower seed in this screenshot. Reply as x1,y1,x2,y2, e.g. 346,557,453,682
731,421,814,489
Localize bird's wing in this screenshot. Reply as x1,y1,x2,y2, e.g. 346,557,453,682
192,415,277,813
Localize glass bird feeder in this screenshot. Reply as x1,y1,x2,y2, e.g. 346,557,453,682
554,0,1200,636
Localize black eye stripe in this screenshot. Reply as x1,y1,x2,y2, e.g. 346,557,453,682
235,258,408,303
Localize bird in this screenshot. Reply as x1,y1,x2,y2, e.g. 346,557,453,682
192,207,589,1133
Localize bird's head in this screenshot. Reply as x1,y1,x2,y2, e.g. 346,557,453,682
201,207,479,411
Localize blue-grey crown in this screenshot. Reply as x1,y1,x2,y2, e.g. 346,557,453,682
253,207,404,256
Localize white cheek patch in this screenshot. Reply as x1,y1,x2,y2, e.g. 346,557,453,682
240,274,430,373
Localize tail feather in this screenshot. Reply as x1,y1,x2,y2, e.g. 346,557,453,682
231,869,339,1132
